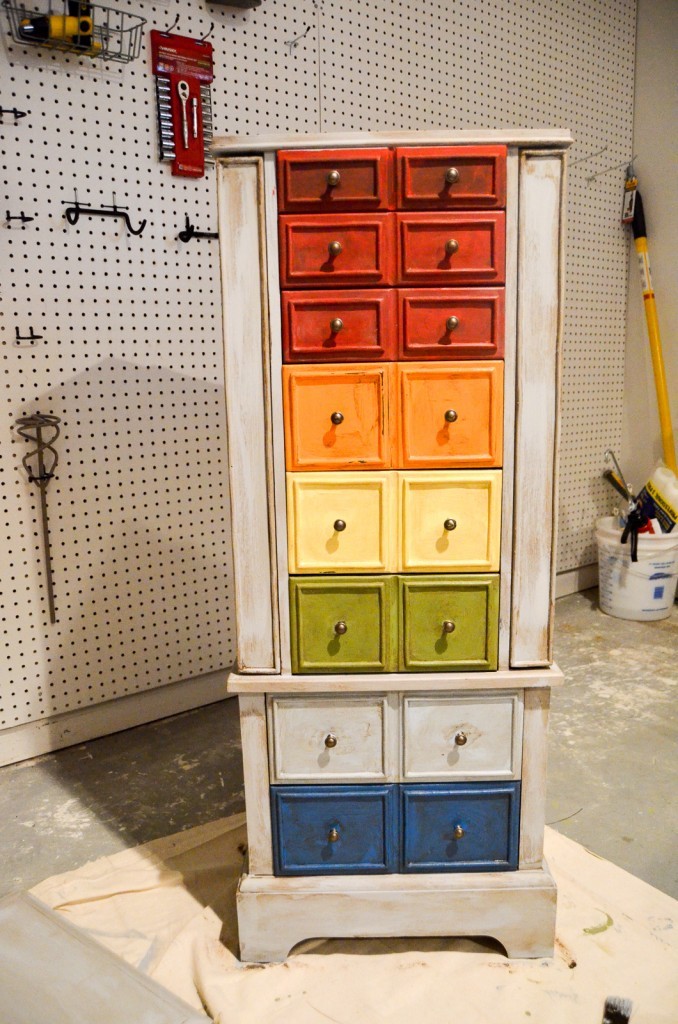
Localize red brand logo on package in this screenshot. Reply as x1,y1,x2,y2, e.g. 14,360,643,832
151,30,214,179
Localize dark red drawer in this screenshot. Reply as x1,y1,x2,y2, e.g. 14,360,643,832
279,213,396,289
396,212,505,286
282,289,397,362
398,288,505,360
396,146,507,209
277,148,395,212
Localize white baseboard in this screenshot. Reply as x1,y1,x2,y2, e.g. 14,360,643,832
0,669,232,768
555,563,598,598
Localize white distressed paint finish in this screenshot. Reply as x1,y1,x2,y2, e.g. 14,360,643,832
238,695,273,875
519,687,552,869
401,691,523,782
226,666,564,694
217,159,279,673
236,866,557,962
213,130,573,155
498,149,519,670
511,153,564,667
263,152,293,673
267,694,398,783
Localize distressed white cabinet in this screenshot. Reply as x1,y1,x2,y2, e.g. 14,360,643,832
214,130,570,962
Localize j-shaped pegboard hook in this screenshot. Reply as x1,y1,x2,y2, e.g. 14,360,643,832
63,194,147,236
199,23,214,42
162,13,179,35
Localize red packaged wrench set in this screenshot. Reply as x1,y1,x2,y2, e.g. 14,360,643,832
150,30,214,178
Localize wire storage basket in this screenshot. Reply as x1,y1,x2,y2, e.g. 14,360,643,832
2,0,146,63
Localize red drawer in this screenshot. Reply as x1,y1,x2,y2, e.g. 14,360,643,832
396,146,507,209
279,213,396,289
396,212,505,286
282,289,397,362
398,288,505,360
277,148,395,212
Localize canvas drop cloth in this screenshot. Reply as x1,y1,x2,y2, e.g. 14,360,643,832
30,815,677,1024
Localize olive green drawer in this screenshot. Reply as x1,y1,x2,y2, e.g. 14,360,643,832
398,574,499,671
290,576,398,673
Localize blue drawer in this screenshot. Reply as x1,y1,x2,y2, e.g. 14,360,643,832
271,784,398,876
401,782,520,872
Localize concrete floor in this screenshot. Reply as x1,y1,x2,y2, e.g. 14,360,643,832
0,589,676,901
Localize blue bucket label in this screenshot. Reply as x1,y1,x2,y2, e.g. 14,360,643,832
653,586,665,600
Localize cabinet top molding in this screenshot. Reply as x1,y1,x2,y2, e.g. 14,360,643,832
212,129,573,157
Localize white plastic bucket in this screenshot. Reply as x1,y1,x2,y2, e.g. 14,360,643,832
596,516,678,621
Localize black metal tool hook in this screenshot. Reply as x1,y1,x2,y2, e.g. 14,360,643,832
64,195,147,236
6,210,35,226
199,22,214,42
178,215,218,242
15,326,43,344
162,13,179,35
0,107,28,123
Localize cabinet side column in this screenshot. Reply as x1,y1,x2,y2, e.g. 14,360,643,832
239,694,273,875
519,686,551,868
217,158,279,673
511,151,566,667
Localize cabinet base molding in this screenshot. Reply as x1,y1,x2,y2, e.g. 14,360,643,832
236,864,557,962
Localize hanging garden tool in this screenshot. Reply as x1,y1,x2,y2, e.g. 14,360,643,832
14,412,61,623
623,168,677,473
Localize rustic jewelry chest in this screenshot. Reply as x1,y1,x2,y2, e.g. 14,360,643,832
214,130,570,962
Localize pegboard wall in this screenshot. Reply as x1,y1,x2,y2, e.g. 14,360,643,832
1,0,636,739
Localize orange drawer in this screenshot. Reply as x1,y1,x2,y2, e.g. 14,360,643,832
279,213,396,289
396,212,505,287
283,364,393,471
398,288,505,361
395,362,504,469
282,289,397,363
277,148,395,212
395,146,507,209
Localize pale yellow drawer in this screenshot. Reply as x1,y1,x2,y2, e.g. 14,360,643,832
398,470,502,572
402,692,523,781
267,695,397,783
287,471,397,573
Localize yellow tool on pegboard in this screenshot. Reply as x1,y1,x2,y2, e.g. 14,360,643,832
623,168,677,473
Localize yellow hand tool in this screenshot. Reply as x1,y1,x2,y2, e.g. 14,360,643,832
624,170,677,473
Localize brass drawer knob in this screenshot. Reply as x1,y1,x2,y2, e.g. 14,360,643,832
333,519,346,532
324,733,338,748
454,730,468,745
444,238,459,256
444,409,458,423
327,170,341,187
330,410,344,425
445,167,460,185
334,620,348,635
328,240,343,257
328,827,340,842
444,518,457,532
330,317,344,334
453,824,465,840
442,620,456,634
446,315,459,332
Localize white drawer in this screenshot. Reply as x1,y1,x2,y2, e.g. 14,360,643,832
267,694,398,783
401,691,523,781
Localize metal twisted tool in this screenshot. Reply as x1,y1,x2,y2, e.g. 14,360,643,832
14,412,61,623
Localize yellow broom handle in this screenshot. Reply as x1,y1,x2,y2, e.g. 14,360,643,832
634,236,677,473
